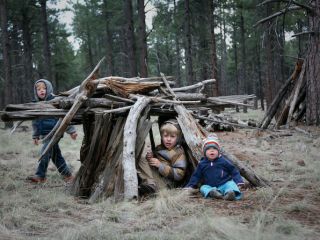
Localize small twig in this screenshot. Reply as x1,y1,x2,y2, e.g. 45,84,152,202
280,55,304,60
101,106,133,114
192,114,261,130
291,31,315,37
10,120,24,135
294,126,313,138
104,94,134,103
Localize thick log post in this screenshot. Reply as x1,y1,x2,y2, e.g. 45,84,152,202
123,96,151,200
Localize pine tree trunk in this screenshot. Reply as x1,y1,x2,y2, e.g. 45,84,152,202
40,0,53,85
208,0,218,96
184,0,193,85
86,22,94,70
0,0,12,108
21,5,33,102
220,4,227,96
137,0,148,78
123,0,137,77
173,0,181,86
305,0,320,125
233,23,239,105
239,6,247,94
103,0,114,76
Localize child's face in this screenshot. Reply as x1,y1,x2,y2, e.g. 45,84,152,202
205,147,219,160
36,82,47,99
161,131,178,150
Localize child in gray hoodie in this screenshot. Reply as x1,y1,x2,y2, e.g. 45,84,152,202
27,79,77,183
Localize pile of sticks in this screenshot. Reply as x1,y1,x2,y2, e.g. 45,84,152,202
259,60,306,129
1,58,268,202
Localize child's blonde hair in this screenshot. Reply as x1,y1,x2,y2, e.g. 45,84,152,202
36,81,46,89
160,120,181,137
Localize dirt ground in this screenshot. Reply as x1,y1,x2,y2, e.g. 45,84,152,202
1,111,320,240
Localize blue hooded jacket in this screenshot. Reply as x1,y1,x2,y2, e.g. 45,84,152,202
32,79,75,139
186,155,244,188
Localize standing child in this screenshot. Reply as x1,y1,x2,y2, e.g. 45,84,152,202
185,135,244,200
137,119,188,194
27,79,77,183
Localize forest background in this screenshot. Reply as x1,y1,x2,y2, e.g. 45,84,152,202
0,0,316,121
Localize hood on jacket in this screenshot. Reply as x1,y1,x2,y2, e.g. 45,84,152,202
34,79,53,101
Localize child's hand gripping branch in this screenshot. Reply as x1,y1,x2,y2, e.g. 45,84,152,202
146,151,161,168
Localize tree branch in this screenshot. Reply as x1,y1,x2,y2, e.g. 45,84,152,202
257,0,314,13
254,6,301,27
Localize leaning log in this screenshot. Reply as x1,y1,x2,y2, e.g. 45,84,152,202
40,57,105,159
259,60,303,129
221,150,270,187
123,96,151,200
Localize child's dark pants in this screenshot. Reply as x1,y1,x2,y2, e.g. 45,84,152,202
36,139,71,178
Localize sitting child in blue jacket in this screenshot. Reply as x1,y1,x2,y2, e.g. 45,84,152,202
185,135,244,200
27,79,77,183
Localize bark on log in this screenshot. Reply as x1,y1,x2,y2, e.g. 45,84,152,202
287,62,306,123
221,150,270,187
71,113,113,197
123,96,151,199
87,116,126,202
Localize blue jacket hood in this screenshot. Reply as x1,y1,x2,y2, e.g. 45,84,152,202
34,79,53,101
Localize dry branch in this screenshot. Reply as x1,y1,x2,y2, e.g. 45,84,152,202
123,96,151,199
259,60,303,129
172,79,215,92
39,57,105,160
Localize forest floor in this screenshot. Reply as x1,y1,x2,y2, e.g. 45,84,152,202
0,109,320,240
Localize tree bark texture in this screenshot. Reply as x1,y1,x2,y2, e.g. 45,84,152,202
305,0,320,125
123,0,137,77
173,0,181,86
137,0,148,78
21,4,33,102
103,0,114,76
40,0,53,85
0,0,12,108
184,0,193,85
239,6,247,94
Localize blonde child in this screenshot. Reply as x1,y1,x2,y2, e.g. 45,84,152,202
138,119,187,194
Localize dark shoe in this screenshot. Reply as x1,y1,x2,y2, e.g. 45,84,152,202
138,183,156,196
223,191,236,201
208,190,223,199
26,175,46,183
63,175,74,184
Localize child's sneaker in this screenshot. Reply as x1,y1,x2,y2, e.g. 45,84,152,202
63,175,75,183
208,190,223,199
26,175,46,183
223,191,236,201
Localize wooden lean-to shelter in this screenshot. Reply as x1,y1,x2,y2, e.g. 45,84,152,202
1,58,269,202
